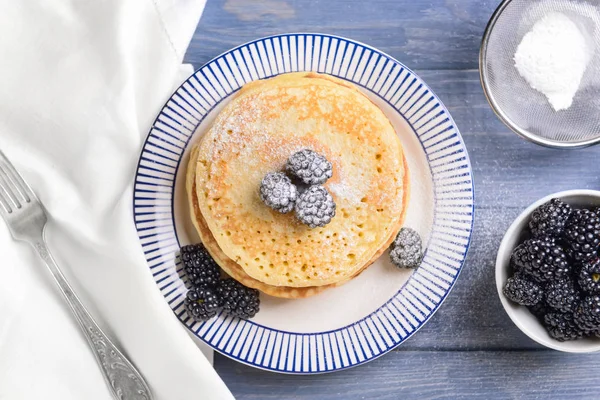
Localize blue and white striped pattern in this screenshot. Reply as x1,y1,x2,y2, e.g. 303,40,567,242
133,34,474,373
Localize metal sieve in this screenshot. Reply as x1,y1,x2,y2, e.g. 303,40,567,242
480,0,600,148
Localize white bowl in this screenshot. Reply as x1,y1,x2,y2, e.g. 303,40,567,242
496,189,600,352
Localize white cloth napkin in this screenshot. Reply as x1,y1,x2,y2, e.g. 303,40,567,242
0,1,234,399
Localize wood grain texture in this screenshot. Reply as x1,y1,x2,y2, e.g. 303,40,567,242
216,350,600,399
185,0,501,70
182,0,600,398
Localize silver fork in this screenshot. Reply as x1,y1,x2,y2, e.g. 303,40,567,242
0,150,153,400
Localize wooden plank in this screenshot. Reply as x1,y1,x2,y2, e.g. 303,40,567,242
418,69,600,210
185,0,502,70
215,350,600,399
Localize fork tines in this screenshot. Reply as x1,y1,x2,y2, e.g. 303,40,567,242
0,151,33,214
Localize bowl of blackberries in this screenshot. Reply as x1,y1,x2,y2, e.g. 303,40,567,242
496,190,600,352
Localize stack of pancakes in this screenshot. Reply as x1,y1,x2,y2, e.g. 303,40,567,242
186,72,410,298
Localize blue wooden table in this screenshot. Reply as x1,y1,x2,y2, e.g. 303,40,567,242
185,1,600,398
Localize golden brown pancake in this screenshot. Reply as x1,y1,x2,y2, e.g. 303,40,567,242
186,144,409,298
189,72,409,290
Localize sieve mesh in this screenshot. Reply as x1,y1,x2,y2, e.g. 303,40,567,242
480,0,600,147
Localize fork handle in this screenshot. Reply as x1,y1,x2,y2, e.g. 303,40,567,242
33,238,153,400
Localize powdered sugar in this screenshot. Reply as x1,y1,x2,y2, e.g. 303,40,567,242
328,177,365,204
514,12,593,111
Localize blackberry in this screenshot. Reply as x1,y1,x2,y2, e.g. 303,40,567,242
286,149,333,185
181,244,221,289
511,238,571,283
543,313,584,342
393,227,421,249
184,287,221,322
528,198,571,238
578,258,600,294
574,295,600,333
503,274,543,306
260,172,298,213
510,243,527,273
216,279,260,319
527,301,551,322
390,228,423,269
545,278,579,313
564,209,600,261
294,185,336,228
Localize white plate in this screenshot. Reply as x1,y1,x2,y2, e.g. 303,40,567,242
133,34,474,373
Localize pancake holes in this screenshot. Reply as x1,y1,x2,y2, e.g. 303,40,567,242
347,253,356,259
377,208,384,212
208,206,212,211
306,276,311,280
260,239,264,243
255,258,260,262
262,252,266,256
301,264,307,271
326,268,331,272
227,129,233,135
242,246,246,250
319,230,324,234
313,272,318,277
268,230,272,234
283,261,289,266
335,271,341,275
213,197,221,202
272,239,276,243
286,272,290,277
312,265,316,269
333,233,338,237
377,167,382,173
276,251,280,255
284,252,288,256
361,197,368,203
245,263,248,266
355,207,361,211
359,232,364,237
376,154,382,160
308,234,312,238
269,263,274,268
226,231,231,236
297,240,302,244
357,224,364,228
326,235,331,239
204,192,208,198
317,241,322,244
259,265,264,270
266,273,270,277
286,242,291,246
288,279,293,283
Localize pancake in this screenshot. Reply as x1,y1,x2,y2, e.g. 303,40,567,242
193,72,409,288
186,144,409,298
